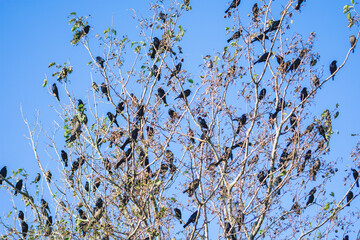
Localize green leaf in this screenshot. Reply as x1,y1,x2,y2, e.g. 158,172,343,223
351,0,355,4
334,111,339,119
188,79,194,83
42,79,48,88
347,12,352,21
330,192,335,197
323,202,330,210
259,230,263,235
7,211,12,218
343,5,350,14
70,12,77,16
48,62,56,68
104,27,110,34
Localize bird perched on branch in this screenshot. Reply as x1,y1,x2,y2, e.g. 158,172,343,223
300,87,308,108
254,52,272,64
252,3,259,22
198,117,209,130
52,83,60,101
174,208,183,223
150,37,160,59
183,210,198,228
157,87,168,106
107,112,119,127
45,170,52,183
225,0,241,13
66,117,82,143
61,150,68,167
346,191,353,206
14,179,23,195
264,20,280,34
251,34,269,43
175,89,191,100
351,168,359,187
96,56,105,68
350,35,356,53
100,82,110,101
329,60,337,80
183,179,200,197
295,0,305,10
227,30,241,43
0,166,7,185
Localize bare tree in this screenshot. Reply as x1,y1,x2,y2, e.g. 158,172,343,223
1,0,360,239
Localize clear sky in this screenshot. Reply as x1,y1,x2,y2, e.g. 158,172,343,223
0,0,359,238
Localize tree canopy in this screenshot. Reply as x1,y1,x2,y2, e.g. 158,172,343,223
1,0,360,239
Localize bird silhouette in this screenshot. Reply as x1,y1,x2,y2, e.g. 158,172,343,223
183,210,198,228
52,83,60,101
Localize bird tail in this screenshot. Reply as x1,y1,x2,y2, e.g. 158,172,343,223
227,39,231,43
254,60,259,65
225,8,230,13
357,180,359,188
183,222,189,228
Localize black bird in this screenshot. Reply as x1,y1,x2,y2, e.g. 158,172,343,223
33,173,41,183
329,60,337,80
317,125,327,141
61,150,68,167
351,168,359,187
146,126,154,139
153,65,161,81
289,113,298,131
275,98,286,112
120,129,139,150
295,0,305,10
234,114,247,134
300,87,308,108
21,221,28,239
198,117,209,130
40,198,50,215
306,193,314,206
159,12,167,23
175,89,191,100
264,20,280,34
100,82,110,101
94,177,101,192
183,210,198,228
251,34,269,43
287,58,301,72
174,208,183,223
254,52,272,64
304,122,315,135
183,178,200,197
291,201,301,215
52,83,60,101
0,166,7,184
45,170,52,183
343,235,349,240
157,87,168,106
276,55,291,73
225,222,237,240
116,101,125,115
258,88,266,101
346,191,353,206
83,25,90,35
350,35,356,53
77,99,85,113
84,181,90,192
168,109,178,121
165,150,174,164
96,197,104,209
310,159,321,181
304,150,312,162
225,0,241,13
150,37,160,59
14,179,23,195
107,112,119,127
227,30,241,43
170,62,182,80
96,56,105,68
257,170,267,187
18,211,24,221
252,3,259,22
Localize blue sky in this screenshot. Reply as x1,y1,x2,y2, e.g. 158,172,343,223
0,0,359,238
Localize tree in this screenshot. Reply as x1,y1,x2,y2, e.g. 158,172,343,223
1,0,360,239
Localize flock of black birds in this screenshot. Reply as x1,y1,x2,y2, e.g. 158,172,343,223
1,0,358,238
